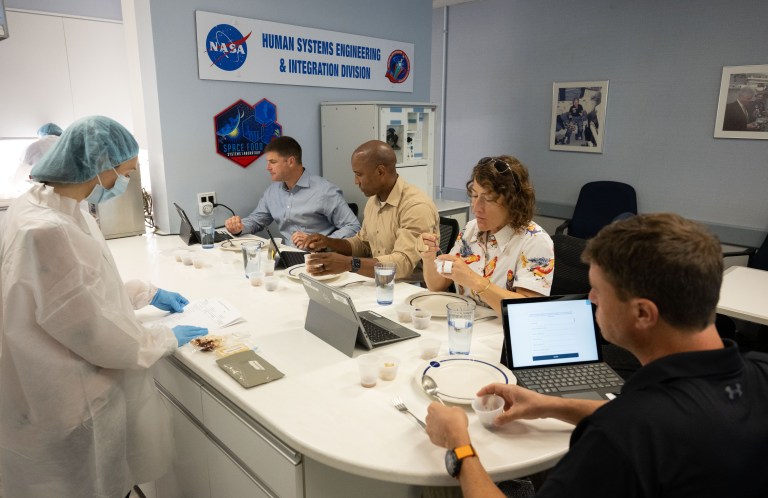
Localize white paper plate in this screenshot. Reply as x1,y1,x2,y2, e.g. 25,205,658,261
218,237,267,252
406,292,476,318
417,356,516,404
286,264,341,282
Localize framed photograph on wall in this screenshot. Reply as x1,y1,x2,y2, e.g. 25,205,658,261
550,80,609,153
714,64,768,140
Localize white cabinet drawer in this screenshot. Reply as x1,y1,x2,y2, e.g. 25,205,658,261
208,442,272,498
152,357,204,421
201,389,304,498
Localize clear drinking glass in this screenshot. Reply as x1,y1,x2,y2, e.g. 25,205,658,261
447,302,476,355
374,262,396,305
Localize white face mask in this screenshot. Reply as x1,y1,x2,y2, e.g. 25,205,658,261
85,168,129,204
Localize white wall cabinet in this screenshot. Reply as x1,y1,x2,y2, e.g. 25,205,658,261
320,102,436,216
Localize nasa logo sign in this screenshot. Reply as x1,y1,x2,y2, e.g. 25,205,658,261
205,24,251,71
385,50,410,84
214,99,283,168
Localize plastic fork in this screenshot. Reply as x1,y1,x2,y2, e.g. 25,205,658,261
392,397,426,430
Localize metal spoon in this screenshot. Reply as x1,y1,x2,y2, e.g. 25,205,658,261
422,375,445,405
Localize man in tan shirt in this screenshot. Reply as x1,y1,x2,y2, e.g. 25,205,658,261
298,140,438,280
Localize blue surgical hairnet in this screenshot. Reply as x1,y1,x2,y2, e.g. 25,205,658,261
31,116,138,184
37,123,63,137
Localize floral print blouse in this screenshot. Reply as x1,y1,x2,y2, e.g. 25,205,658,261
450,219,554,302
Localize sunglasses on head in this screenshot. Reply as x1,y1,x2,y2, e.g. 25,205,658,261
479,156,512,175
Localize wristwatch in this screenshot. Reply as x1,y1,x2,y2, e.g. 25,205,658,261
350,257,361,273
445,444,476,478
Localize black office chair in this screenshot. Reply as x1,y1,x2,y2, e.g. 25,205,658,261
439,216,461,254
556,181,638,239
550,234,591,295
550,233,641,379
348,202,358,217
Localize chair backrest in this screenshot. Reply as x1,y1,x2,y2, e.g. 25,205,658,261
551,233,591,295
749,233,768,271
439,216,461,254
348,202,358,217
569,181,637,239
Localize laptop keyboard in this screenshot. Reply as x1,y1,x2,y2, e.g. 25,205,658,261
515,363,624,394
280,250,307,268
361,319,400,345
214,230,232,242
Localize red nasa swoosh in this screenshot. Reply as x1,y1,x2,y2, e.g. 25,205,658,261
209,31,252,67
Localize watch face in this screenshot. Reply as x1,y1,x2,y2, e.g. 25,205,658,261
445,449,459,477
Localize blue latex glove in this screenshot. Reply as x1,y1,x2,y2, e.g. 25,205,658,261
151,289,189,313
172,325,208,347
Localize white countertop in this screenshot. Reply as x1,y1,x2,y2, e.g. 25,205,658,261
109,233,572,486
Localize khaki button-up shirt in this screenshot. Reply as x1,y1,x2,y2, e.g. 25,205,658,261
346,177,439,280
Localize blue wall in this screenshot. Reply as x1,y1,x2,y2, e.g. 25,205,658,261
138,0,433,231
434,0,767,245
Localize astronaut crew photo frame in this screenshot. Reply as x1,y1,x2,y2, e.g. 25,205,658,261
550,80,609,154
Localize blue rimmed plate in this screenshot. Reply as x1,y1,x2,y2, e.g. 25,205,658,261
417,356,516,404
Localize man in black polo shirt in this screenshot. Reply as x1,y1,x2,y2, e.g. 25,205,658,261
425,213,768,497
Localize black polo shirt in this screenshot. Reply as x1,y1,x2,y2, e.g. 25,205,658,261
536,340,768,497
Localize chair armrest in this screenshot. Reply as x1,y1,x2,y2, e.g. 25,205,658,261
555,219,570,235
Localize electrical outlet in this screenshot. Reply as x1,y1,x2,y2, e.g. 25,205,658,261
197,191,216,216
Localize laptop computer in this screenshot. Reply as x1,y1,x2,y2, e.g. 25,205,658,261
173,202,232,246
299,273,420,357
264,227,307,269
500,294,624,400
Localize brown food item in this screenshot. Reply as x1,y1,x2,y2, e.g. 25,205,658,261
191,336,223,352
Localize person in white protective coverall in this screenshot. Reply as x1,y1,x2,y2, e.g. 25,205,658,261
0,115,208,498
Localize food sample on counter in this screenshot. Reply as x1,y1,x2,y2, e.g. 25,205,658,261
190,335,224,352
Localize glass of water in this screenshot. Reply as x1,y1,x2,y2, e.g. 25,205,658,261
447,302,476,355
373,262,396,305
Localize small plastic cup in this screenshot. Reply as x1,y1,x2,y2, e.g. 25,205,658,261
263,259,276,276
419,338,441,360
304,253,323,272
174,250,187,262
181,252,194,266
357,354,379,388
378,355,400,381
249,271,265,287
472,394,505,429
396,304,414,323
411,309,432,330
264,275,279,291
193,254,208,269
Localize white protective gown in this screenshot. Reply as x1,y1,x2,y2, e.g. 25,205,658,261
0,184,178,498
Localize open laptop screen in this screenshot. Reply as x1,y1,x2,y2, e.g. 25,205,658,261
502,295,601,369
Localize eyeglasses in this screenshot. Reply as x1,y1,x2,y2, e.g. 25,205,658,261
478,156,512,175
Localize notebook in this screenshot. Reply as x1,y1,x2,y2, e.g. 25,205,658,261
173,202,231,245
500,294,624,400
264,227,307,269
299,273,420,357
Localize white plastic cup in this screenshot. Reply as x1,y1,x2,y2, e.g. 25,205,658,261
472,394,505,429
378,355,400,381
192,254,207,269
263,258,276,276
182,252,194,266
396,304,414,323
264,276,279,291
447,302,476,355
249,271,265,287
419,338,441,360
357,354,379,388
411,309,432,330
374,262,396,305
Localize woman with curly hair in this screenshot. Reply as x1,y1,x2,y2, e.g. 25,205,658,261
421,155,554,315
